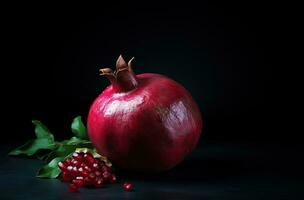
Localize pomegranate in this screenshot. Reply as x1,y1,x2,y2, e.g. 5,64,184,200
87,55,202,172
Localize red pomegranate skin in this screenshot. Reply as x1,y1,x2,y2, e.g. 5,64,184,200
87,56,202,172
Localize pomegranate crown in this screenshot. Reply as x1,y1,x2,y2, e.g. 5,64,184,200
99,55,138,92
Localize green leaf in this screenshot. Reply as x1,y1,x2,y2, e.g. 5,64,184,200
71,116,88,140
32,120,55,140
9,120,57,157
8,138,57,156
36,157,64,178
61,136,91,145
61,136,81,145
35,150,54,160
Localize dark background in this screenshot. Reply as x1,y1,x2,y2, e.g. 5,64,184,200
2,2,297,144
1,2,303,200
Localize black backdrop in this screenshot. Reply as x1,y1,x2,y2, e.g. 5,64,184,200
2,2,296,144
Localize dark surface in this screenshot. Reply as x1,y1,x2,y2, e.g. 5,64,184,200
1,142,303,200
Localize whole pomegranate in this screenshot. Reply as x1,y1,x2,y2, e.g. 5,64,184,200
87,56,202,172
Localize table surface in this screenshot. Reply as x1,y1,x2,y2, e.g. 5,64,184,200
0,142,303,200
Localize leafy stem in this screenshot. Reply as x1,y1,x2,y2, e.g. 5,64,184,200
9,116,97,179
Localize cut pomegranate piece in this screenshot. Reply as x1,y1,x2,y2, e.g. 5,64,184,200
58,150,115,192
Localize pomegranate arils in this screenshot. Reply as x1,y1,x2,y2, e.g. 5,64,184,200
102,171,111,181
122,182,133,192
84,165,92,172
72,166,78,173
72,152,79,158
92,162,99,169
67,165,73,171
72,160,80,167
58,162,66,171
80,171,89,177
84,153,95,165
78,167,84,172
69,184,79,192
84,176,93,186
61,172,73,182
89,172,96,179
59,151,116,192
65,158,72,165
72,152,84,162
109,174,117,183
76,176,84,180
101,165,111,172
73,179,84,187
94,178,103,188
95,170,101,177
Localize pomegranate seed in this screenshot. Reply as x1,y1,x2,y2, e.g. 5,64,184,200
72,152,78,157
76,176,84,181
80,170,89,177
109,174,117,183
65,158,72,165
72,166,78,173
78,166,83,171
73,152,84,162
94,177,103,188
84,176,93,186
72,160,80,167
61,172,73,182
102,171,111,181
92,162,99,169
84,165,92,172
69,183,79,192
73,179,84,187
122,182,133,192
89,172,96,179
67,165,73,172
84,153,95,165
101,165,111,172
58,162,66,171
95,170,101,177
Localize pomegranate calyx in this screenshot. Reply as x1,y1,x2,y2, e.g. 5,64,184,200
99,68,116,85
99,55,138,92
116,55,128,70
127,57,135,71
